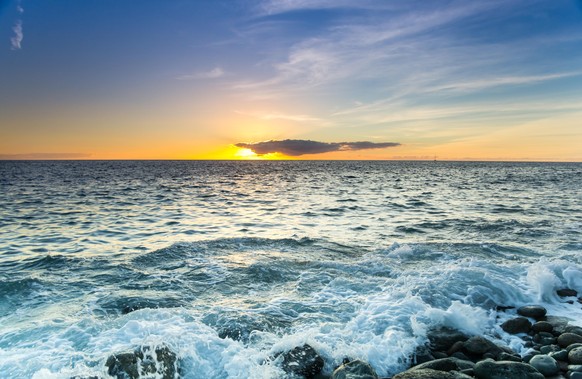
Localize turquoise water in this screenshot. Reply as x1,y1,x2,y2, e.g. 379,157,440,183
0,161,581,378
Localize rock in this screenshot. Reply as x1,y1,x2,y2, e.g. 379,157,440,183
474,359,545,379
105,345,177,379
533,322,554,334
428,328,470,353
463,336,502,358
447,341,465,356
557,289,578,297
549,349,568,362
450,352,471,361
566,326,582,336
540,345,561,355
414,346,435,365
279,344,324,378
502,317,532,334
433,352,448,359
569,347,582,365
331,359,379,379
569,364,582,372
558,333,582,348
498,352,522,362
545,317,570,335
411,357,475,372
393,368,469,379
529,355,560,376
571,372,582,379
568,344,582,353
518,306,547,320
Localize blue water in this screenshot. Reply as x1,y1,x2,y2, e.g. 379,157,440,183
0,161,581,378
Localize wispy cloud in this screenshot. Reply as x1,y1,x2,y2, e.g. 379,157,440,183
176,67,224,80
235,139,400,156
11,20,23,50
10,0,24,50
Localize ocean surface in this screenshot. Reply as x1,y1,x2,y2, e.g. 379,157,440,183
1,160,581,378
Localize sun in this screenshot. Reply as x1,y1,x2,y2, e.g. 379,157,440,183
234,148,261,159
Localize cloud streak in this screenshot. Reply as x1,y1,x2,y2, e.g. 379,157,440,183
235,139,400,156
11,20,23,50
176,67,224,80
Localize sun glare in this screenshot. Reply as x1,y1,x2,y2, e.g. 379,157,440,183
235,148,260,159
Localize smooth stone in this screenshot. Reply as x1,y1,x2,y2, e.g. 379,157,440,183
556,289,578,297
498,352,522,362
549,350,568,362
558,333,582,348
447,341,465,356
411,357,475,372
566,326,582,336
463,336,502,357
502,317,532,334
545,317,571,335
569,364,582,372
533,322,554,334
569,347,582,365
413,346,435,365
393,368,470,379
280,344,324,378
331,359,379,379
428,328,470,352
518,306,547,320
450,352,471,362
474,359,545,379
568,344,582,353
571,372,582,379
433,352,449,359
529,355,560,376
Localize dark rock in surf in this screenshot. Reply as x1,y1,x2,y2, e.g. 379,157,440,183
462,336,503,358
105,345,177,379
517,306,547,320
532,321,554,333
566,326,582,336
473,359,544,379
427,328,470,353
557,289,578,297
279,344,324,378
558,333,582,348
501,317,532,334
570,347,582,365
330,359,379,379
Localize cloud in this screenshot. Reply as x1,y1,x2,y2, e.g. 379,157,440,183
11,20,23,50
235,139,400,156
0,153,92,160
176,67,224,80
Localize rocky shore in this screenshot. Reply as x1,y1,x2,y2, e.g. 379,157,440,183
74,288,582,379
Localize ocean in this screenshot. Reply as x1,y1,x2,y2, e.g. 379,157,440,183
0,160,581,378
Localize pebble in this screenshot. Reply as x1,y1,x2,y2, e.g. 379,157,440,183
517,305,547,320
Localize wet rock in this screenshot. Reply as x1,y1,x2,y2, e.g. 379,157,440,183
450,352,471,362
331,359,379,379
518,306,547,320
427,328,470,352
474,359,544,379
502,317,533,334
540,345,561,355
411,357,475,372
279,344,324,378
529,355,560,376
105,345,177,379
533,322,554,334
498,352,522,362
569,364,582,372
393,368,470,379
535,332,557,346
571,372,582,379
569,347,582,365
558,333,582,348
556,289,578,297
463,336,502,358
414,345,435,365
549,349,568,362
433,351,448,359
545,317,570,335
566,326,582,336
568,344,582,353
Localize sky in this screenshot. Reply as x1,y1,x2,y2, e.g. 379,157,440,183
1,0,582,161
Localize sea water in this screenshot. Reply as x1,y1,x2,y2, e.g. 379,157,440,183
0,161,581,378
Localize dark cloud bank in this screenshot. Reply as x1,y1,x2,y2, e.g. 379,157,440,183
235,139,400,156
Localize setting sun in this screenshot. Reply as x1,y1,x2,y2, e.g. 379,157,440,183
234,148,260,159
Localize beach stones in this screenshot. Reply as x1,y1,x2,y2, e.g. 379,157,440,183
557,289,578,297
532,321,553,333
427,328,470,352
474,360,544,379
331,359,379,379
393,368,470,379
279,344,324,378
412,357,475,372
502,317,532,334
517,306,547,320
569,347,582,365
105,345,177,379
558,333,582,348
528,355,560,376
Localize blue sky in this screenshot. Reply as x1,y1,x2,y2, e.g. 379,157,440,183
1,0,582,160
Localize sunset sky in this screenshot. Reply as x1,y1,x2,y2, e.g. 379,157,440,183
1,0,582,160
